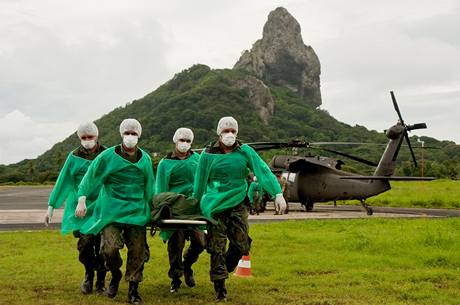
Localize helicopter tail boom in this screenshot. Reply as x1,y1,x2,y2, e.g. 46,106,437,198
340,176,435,181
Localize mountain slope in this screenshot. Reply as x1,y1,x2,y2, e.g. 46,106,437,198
0,64,459,183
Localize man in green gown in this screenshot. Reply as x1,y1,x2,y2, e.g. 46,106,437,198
193,116,287,301
45,122,106,295
155,127,205,293
75,119,154,305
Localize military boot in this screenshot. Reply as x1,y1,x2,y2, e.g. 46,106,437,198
214,279,227,302
128,282,143,305
169,277,182,293
80,268,94,294
184,267,196,288
95,270,106,295
105,269,122,298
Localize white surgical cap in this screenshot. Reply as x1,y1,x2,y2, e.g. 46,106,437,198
173,128,194,143
216,116,238,135
119,118,142,137
77,122,98,138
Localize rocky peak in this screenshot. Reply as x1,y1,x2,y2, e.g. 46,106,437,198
232,76,274,124
234,7,322,108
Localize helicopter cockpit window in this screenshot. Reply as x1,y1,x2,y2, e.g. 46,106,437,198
286,172,296,183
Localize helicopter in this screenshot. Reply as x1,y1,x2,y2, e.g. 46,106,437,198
247,91,435,215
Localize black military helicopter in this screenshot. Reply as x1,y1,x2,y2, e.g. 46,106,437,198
247,91,435,215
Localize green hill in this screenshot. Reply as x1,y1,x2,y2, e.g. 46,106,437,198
1,64,459,184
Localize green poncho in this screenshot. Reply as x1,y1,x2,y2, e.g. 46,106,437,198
78,146,155,235
48,151,100,234
155,152,199,197
193,144,282,219
155,152,200,240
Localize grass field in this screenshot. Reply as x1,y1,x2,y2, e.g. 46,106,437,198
1,218,460,305
331,179,460,209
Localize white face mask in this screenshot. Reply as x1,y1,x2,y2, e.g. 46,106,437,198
221,132,236,147
177,142,191,153
123,135,138,149
81,139,96,150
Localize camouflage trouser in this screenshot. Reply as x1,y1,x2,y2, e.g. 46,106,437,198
101,224,150,283
74,231,105,273
253,193,262,214
168,229,206,279
206,203,251,281
284,190,290,212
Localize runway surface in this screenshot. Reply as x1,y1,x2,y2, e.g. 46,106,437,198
1,186,459,231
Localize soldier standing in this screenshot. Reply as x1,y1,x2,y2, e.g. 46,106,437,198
45,122,107,295
275,170,290,214
193,116,286,301
76,119,154,305
155,127,205,293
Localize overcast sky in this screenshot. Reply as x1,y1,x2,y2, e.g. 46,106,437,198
1,0,459,165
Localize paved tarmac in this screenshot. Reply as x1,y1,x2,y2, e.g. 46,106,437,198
1,186,459,231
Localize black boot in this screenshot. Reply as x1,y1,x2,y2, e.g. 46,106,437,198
214,279,227,302
105,269,122,298
95,270,106,295
169,277,182,293
184,268,196,288
80,268,94,294
128,282,143,305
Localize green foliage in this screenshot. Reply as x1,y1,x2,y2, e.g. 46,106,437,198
1,64,459,182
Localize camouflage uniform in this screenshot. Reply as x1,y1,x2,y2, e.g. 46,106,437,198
98,146,150,283
159,151,206,285
101,224,150,282
204,142,252,281
73,145,107,286
276,174,290,214
206,203,251,281
168,230,205,279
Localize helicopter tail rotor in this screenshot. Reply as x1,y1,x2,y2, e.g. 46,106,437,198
390,91,427,167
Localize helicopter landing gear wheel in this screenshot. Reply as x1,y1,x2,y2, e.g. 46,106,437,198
360,199,373,215
302,201,313,212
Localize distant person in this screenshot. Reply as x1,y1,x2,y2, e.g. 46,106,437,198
193,116,286,301
45,122,107,295
75,118,154,305
155,127,205,293
248,176,264,215
275,170,290,214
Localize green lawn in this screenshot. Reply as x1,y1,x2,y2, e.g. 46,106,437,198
1,218,460,305
332,179,460,209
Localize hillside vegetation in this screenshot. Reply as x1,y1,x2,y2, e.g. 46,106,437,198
1,65,459,183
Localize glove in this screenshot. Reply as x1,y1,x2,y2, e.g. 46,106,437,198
44,206,54,226
275,193,287,214
75,196,87,218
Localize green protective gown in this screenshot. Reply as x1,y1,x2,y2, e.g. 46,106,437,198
155,152,200,240
193,144,282,219
78,146,155,235
155,152,200,197
247,181,257,205
48,152,100,234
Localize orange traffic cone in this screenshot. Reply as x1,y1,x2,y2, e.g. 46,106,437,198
234,255,252,277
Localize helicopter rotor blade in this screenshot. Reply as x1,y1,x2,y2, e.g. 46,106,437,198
406,123,427,131
246,141,309,151
404,132,418,167
312,147,378,167
390,91,405,125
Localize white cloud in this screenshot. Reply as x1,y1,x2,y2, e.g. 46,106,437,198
0,0,459,165
0,110,76,165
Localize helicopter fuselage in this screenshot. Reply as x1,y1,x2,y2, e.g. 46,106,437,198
273,155,391,204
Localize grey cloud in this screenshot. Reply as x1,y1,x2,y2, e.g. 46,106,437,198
404,8,460,47
0,12,172,121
